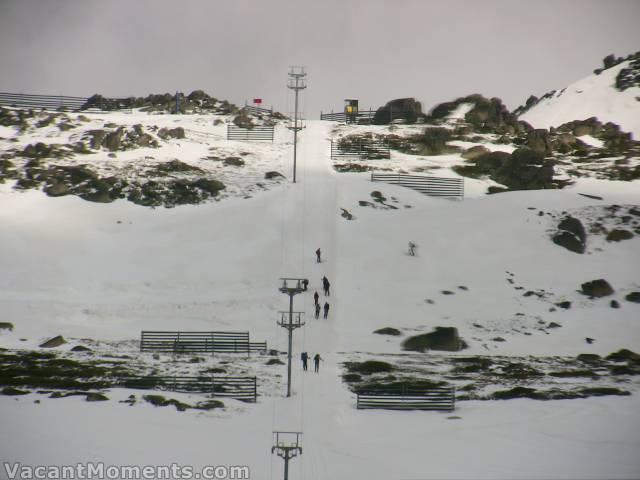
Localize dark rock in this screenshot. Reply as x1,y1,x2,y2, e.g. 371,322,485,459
585,337,595,344
265,171,284,180
580,279,614,297
610,300,620,309
552,216,586,254
373,327,402,336
39,335,67,348
555,301,571,309
340,208,354,220
85,392,109,402
492,337,506,342
402,327,467,352
625,292,640,303
548,322,561,328
606,229,633,242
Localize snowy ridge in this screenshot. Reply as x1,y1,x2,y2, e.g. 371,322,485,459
519,60,640,139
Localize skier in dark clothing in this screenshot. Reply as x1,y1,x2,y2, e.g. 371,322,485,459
322,276,330,296
301,352,308,371
313,291,319,306
316,248,321,263
315,303,321,319
302,279,309,291
323,302,330,319
313,353,322,373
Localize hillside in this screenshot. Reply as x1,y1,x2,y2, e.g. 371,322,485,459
518,55,640,140
1,99,640,478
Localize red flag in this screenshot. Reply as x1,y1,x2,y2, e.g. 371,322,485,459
253,98,262,104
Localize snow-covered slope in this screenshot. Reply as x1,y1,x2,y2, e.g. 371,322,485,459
1,118,639,479
519,60,640,139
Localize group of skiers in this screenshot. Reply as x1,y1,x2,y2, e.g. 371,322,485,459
312,252,331,320
300,351,322,372
300,248,331,373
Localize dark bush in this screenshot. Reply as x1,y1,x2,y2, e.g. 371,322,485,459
345,361,394,375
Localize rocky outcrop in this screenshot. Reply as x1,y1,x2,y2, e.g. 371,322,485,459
372,98,422,125
492,148,555,190
526,129,552,154
84,125,159,152
428,94,528,134
616,55,640,91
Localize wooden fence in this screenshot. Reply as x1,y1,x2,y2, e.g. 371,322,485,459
120,375,257,402
356,386,455,411
0,92,131,112
243,104,273,116
320,109,409,124
227,124,274,142
331,138,390,160
140,331,267,354
371,172,464,199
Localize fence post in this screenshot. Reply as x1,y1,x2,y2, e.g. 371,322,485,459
253,377,257,403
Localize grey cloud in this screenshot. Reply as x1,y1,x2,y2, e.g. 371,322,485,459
1,0,639,116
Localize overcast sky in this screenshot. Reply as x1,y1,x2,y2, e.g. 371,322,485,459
1,0,639,116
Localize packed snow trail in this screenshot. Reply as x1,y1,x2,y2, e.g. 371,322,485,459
271,120,349,478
